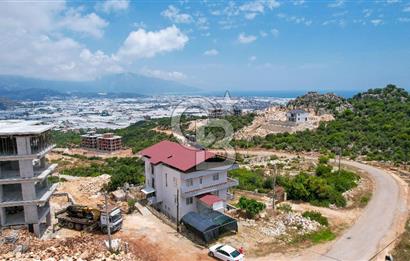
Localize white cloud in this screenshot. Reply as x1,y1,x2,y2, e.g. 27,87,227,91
249,55,257,62
386,0,400,3
0,0,120,80
403,6,410,12
96,0,129,13
363,9,372,18
260,30,268,37
139,67,187,81
59,9,108,38
271,28,279,37
328,0,345,8
117,25,189,60
245,13,258,20
370,19,383,26
238,33,257,44
398,17,410,22
204,49,219,56
277,14,312,26
196,15,210,30
161,5,193,24
239,0,280,20
293,0,305,5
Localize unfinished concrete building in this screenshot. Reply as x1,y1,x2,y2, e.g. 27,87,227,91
0,120,57,237
97,133,122,152
81,131,100,149
81,132,122,152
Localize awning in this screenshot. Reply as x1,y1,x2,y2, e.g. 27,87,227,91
141,187,155,194
197,194,223,207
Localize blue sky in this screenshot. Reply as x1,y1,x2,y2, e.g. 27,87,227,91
1,0,410,92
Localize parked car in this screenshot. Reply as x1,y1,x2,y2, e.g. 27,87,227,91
209,243,244,261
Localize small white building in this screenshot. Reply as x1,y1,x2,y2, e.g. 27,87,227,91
287,109,309,123
140,141,238,222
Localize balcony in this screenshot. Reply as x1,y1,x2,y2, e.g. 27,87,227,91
0,145,55,161
0,164,57,184
0,183,57,207
181,177,239,198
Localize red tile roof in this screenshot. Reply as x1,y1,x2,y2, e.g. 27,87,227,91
197,194,223,207
139,140,216,172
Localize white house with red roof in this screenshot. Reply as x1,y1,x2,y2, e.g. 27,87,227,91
139,140,238,222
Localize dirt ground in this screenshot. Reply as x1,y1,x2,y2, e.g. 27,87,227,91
235,107,334,139
52,147,134,159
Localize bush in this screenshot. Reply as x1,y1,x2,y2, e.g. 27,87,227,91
277,166,359,207
302,211,329,226
228,168,265,191
277,203,292,213
318,156,329,165
237,196,266,218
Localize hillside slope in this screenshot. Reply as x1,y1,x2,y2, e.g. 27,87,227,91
235,85,410,163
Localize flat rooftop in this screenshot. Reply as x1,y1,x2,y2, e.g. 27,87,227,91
0,120,53,136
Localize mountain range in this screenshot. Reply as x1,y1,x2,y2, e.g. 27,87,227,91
0,73,199,100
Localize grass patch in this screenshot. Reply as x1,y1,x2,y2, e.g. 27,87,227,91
392,219,410,260
307,228,336,243
359,192,372,207
302,211,329,227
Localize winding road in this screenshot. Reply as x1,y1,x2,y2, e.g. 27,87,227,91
320,160,408,261
227,150,408,261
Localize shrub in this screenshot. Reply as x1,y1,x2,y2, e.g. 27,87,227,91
237,196,266,218
318,156,329,165
302,211,329,226
277,203,292,213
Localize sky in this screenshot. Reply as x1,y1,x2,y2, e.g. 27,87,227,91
1,0,410,93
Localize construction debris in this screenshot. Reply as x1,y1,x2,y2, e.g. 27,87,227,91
0,229,139,261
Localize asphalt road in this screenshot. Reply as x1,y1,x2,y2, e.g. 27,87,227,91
225,150,408,261
319,160,407,261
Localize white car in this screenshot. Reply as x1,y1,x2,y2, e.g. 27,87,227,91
209,243,244,261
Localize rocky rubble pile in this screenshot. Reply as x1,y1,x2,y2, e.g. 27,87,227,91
78,174,111,195
259,212,321,238
0,229,139,261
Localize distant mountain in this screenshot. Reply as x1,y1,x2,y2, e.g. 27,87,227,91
0,73,199,100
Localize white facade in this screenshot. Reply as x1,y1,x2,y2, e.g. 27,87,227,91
287,110,309,123
142,157,238,222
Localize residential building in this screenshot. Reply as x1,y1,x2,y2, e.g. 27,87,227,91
0,120,57,237
97,133,122,152
140,141,238,222
286,109,309,123
81,132,122,152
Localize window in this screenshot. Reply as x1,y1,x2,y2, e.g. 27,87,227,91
165,173,168,187
199,177,203,184
150,163,154,175
186,178,193,187
186,197,193,205
217,250,229,257
213,173,219,181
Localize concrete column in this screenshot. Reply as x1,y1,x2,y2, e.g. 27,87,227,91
46,212,51,226
19,160,34,178
40,157,47,168
0,207,6,226
0,184,3,202
33,223,41,237
21,183,36,201
24,205,39,223
16,136,31,155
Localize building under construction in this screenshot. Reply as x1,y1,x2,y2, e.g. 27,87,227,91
0,120,57,237
81,132,122,152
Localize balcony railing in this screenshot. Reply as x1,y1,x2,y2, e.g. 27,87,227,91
181,177,239,198
0,164,57,184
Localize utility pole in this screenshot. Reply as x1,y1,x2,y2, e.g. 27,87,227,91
176,189,180,233
105,193,112,252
